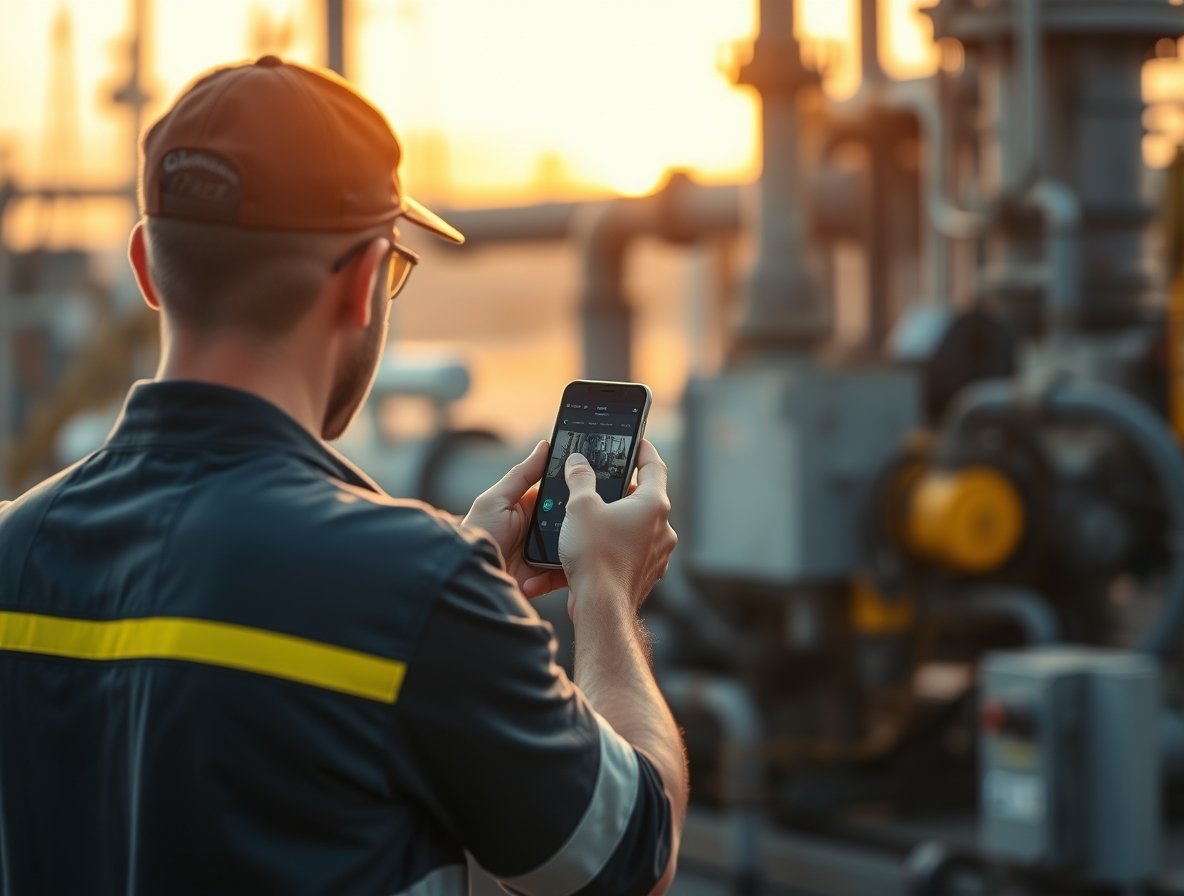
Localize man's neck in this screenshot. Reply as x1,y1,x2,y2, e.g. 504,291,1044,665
156,336,327,440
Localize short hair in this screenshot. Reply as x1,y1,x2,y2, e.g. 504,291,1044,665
143,218,362,339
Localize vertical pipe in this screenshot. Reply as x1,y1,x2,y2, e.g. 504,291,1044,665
867,141,892,350
581,303,632,381
860,0,884,87
857,0,906,347
327,0,346,76
1163,709,1184,781
923,73,957,304
0,188,12,492
759,0,792,36
127,0,150,213
922,81,947,304
1029,180,1082,339
1016,0,1043,186
734,0,826,351
576,200,637,381
658,674,764,892
128,0,143,172
748,84,811,319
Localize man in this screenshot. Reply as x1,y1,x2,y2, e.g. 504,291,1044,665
0,57,685,895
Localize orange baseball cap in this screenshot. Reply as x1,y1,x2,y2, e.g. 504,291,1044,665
139,55,463,243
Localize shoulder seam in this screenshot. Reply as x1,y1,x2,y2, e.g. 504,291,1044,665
396,526,514,676
11,453,100,606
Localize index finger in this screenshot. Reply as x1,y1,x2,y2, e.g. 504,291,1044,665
633,439,668,494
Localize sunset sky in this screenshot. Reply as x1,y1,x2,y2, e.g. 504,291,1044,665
0,0,953,249
0,0,1181,448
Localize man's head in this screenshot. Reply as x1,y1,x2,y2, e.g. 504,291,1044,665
129,56,463,439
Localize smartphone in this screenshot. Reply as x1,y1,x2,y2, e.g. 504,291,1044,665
523,380,653,569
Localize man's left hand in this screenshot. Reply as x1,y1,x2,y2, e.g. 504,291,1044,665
462,440,568,599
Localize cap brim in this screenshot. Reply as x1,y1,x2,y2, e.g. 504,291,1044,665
401,196,465,245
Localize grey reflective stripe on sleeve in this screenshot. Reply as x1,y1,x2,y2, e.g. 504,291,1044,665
390,864,467,896
499,712,640,895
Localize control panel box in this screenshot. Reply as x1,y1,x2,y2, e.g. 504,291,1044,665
980,647,1160,885
683,360,919,585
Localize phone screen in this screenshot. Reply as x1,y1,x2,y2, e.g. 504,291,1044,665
524,380,651,568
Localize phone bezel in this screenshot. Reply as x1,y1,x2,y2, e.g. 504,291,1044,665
523,379,653,570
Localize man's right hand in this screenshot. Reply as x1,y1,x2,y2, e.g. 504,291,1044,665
558,439,677,619
558,438,687,894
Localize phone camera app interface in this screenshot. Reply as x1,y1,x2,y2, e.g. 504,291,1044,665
529,397,642,565
545,430,634,482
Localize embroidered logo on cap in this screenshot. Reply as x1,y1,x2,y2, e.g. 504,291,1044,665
158,149,243,223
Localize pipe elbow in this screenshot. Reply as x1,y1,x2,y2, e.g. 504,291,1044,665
573,172,706,290
1028,180,1082,231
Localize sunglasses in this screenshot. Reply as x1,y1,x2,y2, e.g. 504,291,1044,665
330,238,420,302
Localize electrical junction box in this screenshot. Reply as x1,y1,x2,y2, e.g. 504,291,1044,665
682,360,919,585
979,647,1160,886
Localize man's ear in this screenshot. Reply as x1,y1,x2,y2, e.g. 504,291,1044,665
335,237,387,330
128,220,161,311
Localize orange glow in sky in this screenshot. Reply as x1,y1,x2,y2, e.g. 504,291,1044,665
0,0,1179,250
0,1,943,233
1,0,1182,448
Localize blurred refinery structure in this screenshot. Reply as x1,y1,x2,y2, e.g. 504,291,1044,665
5,0,1184,894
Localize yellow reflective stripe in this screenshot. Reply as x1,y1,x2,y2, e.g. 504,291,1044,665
0,611,405,704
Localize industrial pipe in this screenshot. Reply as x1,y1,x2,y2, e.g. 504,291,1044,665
572,175,741,380
859,0,885,88
896,70,994,302
1028,180,1083,338
1164,708,1184,781
427,180,742,380
1016,0,1045,187
14,185,135,203
930,585,1062,645
1041,381,1184,658
435,200,585,247
658,673,764,893
934,380,1052,475
326,0,345,75
652,547,748,660
732,0,827,352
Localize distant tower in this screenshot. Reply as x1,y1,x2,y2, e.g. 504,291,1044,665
36,6,82,242
107,0,154,212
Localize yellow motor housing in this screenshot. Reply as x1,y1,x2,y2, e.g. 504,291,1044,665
906,467,1024,574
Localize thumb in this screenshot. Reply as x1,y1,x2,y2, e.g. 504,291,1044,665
466,440,547,521
485,440,548,505
564,452,599,499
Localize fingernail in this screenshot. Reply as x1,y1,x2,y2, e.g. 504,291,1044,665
567,452,587,466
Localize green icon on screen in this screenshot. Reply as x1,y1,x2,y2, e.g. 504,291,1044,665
542,498,555,512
